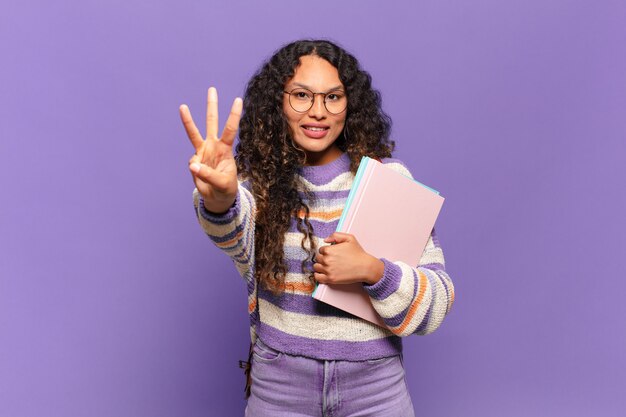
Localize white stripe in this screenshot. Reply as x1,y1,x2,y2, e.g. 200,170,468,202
440,269,455,313
304,206,344,220
283,234,331,265
370,262,415,318
421,269,446,334
386,268,434,336
419,246,445,267
424,235,436,250
307,197,348,208
384,162,413,179
284,233,326,250
193,187,255,238
296,171,354,191
258,298,392,342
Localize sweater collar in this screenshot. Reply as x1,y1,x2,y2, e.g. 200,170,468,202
297,152,351,185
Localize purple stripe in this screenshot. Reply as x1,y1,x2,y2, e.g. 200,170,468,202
246,272,256,294
287,219,339,235
299,189,351,200
379,269,420,328
232,244,252,264
241,180,252,191
250,308,259,325
208,221,245,244
212,240,238,252
414,272,436,333
257,321,402,361
431,228,441,247
231,220,254,262
383,309,409,329
414,308,431,334
287,222,302,234
284,258,312,273
364,259,402,300
197,192,241,224
427,269,451,313
258,288,357,319
297,153,351,185
212,227,250,254
419,262,445,271
196,207,233,226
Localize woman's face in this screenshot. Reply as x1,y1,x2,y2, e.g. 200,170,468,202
283,55,347,166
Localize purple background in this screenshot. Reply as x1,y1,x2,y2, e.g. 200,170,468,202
1,1,625,416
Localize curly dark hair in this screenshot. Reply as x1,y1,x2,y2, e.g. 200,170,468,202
235,39,394,294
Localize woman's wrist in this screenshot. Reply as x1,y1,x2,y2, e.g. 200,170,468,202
364,256,385,286
202,194,237,215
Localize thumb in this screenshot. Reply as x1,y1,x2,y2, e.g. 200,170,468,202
190,162,219,186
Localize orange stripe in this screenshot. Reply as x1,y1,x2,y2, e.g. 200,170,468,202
393,271,428,335
297,209,343,222
255,282,315,294
215,230,244,248
280,282,316,294
248,282,314,313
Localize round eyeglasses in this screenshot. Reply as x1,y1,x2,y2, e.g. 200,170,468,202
283,88,348,115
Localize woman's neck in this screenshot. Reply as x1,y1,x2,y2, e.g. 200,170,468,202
303,145,343,166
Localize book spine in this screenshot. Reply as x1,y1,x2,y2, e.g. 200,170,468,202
345,161,377,232
312,283,327,300
337,156,370,231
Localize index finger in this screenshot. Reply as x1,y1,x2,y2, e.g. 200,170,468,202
325,232,353,244
179,104,204,151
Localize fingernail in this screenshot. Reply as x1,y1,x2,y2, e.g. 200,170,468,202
190,163,201,173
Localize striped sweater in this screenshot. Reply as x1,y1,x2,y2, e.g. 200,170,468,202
193,152,454,361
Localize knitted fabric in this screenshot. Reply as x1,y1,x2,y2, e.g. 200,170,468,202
193,153,454,361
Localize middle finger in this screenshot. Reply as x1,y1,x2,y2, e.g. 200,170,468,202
206,87,218,140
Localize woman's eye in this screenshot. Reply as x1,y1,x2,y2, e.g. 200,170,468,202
295,91,311,100
326,93,343,101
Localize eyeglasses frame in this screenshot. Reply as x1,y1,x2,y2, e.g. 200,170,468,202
283,87,348,115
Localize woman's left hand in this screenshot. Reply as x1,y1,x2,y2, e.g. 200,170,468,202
313,232,385,286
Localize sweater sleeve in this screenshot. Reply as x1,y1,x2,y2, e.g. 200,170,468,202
192,182,256,278
362,160,455,336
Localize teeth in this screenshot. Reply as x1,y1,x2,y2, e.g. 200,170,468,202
305,127,326,131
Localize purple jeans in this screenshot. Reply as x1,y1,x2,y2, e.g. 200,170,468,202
245,338,415,417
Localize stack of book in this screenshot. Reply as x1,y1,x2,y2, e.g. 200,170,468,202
312,157,445,327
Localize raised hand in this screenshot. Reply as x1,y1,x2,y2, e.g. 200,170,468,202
180,87,243,214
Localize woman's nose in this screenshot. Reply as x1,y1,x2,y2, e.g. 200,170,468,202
308,94,327,118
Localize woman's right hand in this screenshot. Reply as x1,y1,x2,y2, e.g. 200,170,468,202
179,87,243,214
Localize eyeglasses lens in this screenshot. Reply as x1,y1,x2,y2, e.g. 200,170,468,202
288,88,346,114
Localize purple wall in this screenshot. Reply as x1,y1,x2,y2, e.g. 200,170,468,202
1,1,625,416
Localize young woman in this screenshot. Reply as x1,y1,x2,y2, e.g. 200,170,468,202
179,39,454,417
